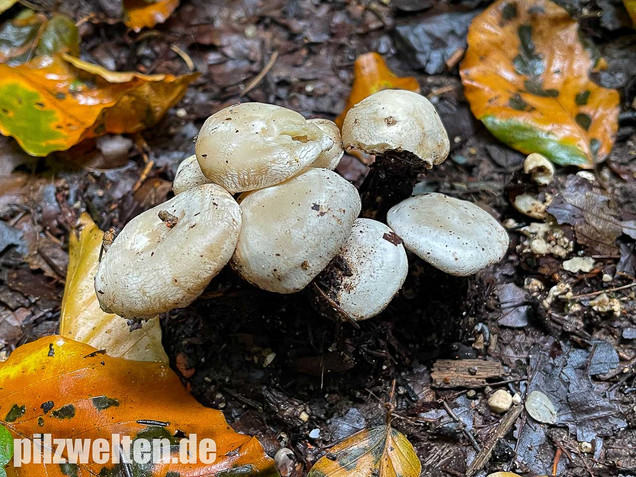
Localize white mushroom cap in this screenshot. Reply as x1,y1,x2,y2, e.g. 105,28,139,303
341,89,450,168
95,184,241,319
232,168,361,294
195,102,333,193
316,218,408,321
307,118,344,170
173,154,212,194
524,153,555,186
387,193,509,276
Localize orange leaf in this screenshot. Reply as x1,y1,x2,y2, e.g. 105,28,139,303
1,336,278,476
335,53,419,127
124,0,180,32
460,0,619,169
0,54,197,156
308,425,420,477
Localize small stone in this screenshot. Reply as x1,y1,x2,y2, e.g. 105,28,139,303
563,257,595,273
579,441,593,453
602,273,613,282
466,390,477,399
299,411,310,422
488,389,513,413
576,171,596,182
308,428,321,439
175,108,187,119
512,393,522,405
524,277,544,293
530,238,549,255
525,390,557,424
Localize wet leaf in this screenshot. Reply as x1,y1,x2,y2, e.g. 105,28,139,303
0,10,79,65
624,0,636,25
525,390,557,424
0,425,12,473
0,54,197,156
460,0,620,168
123,0,180,32
0,336,279,477
0,0,16,15
335,52,419,127
547,175,622,254
60,213,168,363
308,425,421,477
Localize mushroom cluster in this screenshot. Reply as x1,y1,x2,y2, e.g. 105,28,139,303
95,90,509,322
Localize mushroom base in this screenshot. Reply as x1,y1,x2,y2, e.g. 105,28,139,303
358,151,426,221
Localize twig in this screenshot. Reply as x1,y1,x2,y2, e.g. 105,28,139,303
466,405,523,476
170,44,195,71
241,50,279,97
441,400,482,452
565,282,636,300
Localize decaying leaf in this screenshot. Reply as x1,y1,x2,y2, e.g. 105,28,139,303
60,213,168,363
308,425,421,477
0,10,79,65
460,0,620,168
624,0,636,25
0,54,197,156
124,0,180,32
0,0,17,15
547,175,622,254
335,52,419,127
0,336,278,476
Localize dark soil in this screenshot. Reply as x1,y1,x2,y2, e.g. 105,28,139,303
1,1,635,476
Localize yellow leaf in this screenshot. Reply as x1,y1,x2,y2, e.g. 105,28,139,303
460,0,620,168
308,425,421,477
0,336,279,476
60,213,168,363
335,52,419,127
624,0,636,25
0,0,16,15
0,54,197,156
124,0,180,32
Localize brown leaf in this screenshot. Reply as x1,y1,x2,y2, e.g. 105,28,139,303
547,175,622,254
460,0,620,168
123,0,180,32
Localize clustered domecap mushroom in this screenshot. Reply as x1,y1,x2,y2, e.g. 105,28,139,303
95,90,510,322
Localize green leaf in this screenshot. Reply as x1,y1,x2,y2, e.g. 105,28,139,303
0,424,13,467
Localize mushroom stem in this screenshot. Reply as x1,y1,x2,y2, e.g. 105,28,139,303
358,151,424,221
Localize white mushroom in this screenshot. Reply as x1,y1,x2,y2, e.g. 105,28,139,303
172,154,212,194
341,89,450,168
315,218,408,321
195,103,333,193
387,193,509,276
95,184,241,319
307,119,344,170
524,153,554,186
232,168,361,293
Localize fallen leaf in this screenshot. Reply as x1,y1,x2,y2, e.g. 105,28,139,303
624,0,636,25
460,0,620,168
0,54,197,156
0,0,16,15
547,175,622,254
308,425,421,477
0,424,12,477
123,0,180,32
60,213,168,363
525,390,557,424
0,336,278,476
0,10,79,65
335,52,419,127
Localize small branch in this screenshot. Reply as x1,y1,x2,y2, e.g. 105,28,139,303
564,282,636,300
441,400,482,453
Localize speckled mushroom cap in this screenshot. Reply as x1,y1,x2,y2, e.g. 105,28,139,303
341,89,450,168
232,168,361,294
316,218,408,321
307,118,344,170
387,193,509,276
195,102,333,193
172,154,212,194
95,184,242,319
